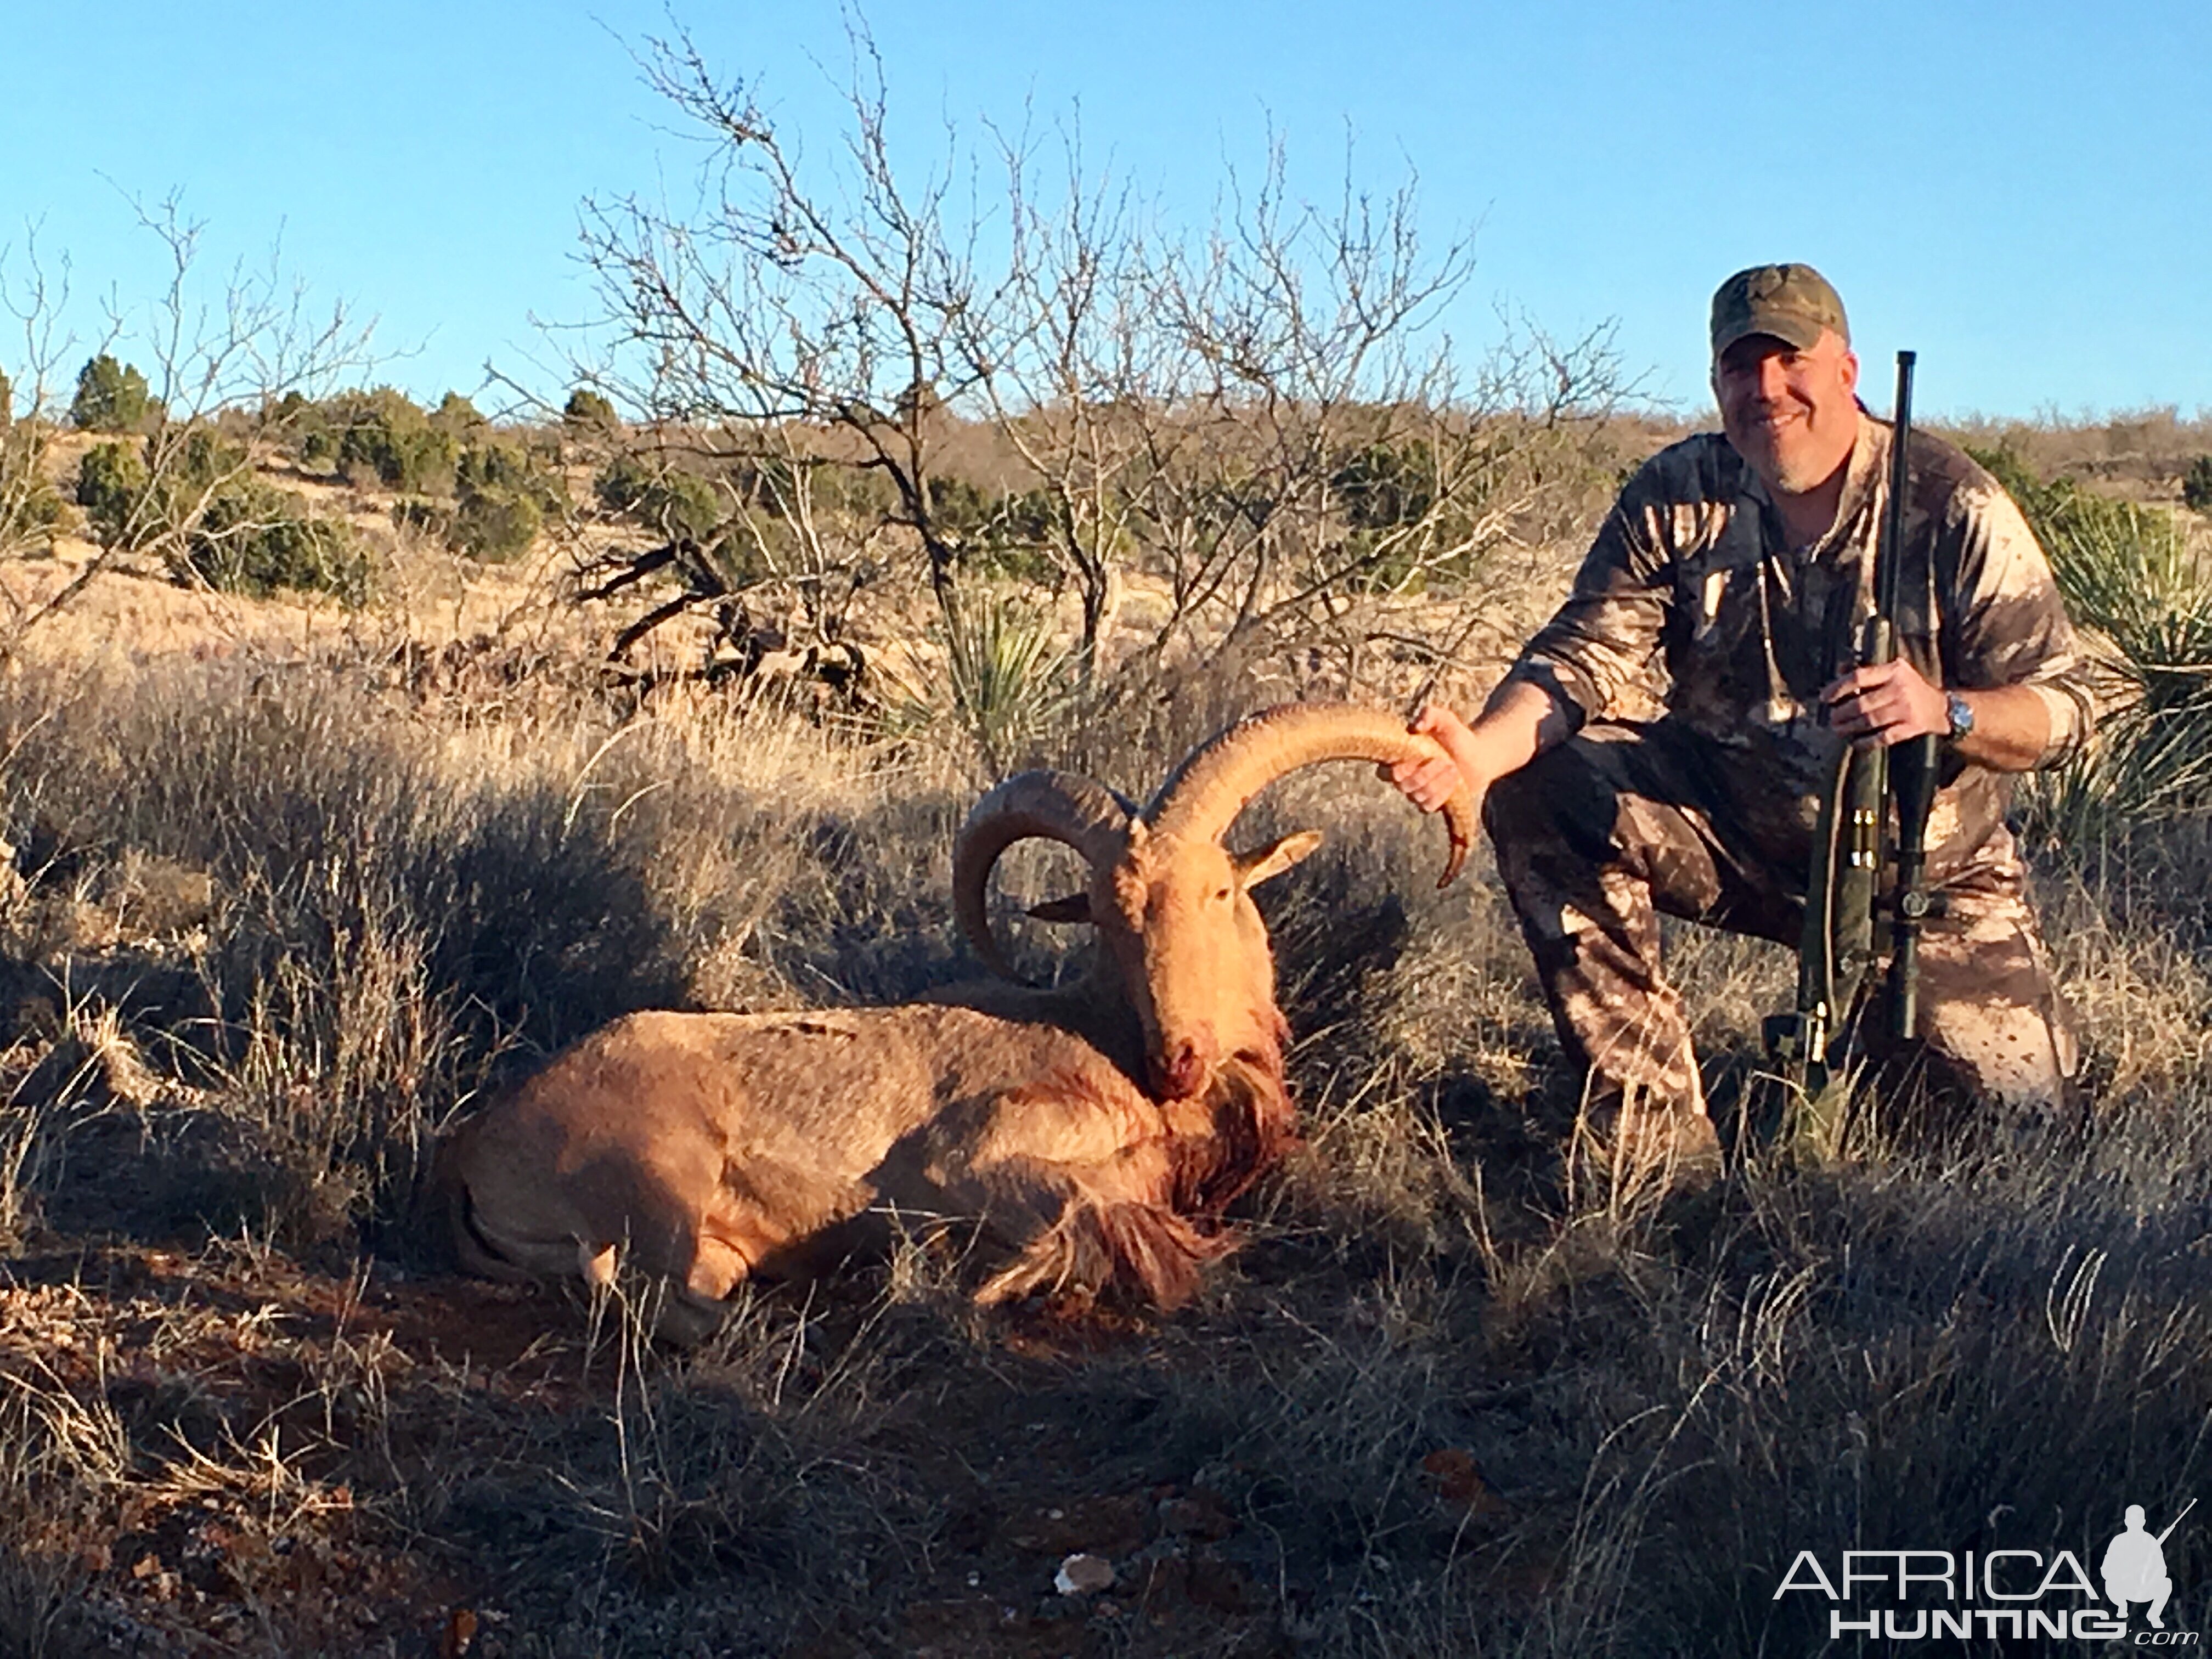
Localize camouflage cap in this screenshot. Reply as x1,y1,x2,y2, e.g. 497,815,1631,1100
1709,264,1850,358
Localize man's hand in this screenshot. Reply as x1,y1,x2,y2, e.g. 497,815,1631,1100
1821,658,1948,748
1380,681,1565,819
1384,704,1488,814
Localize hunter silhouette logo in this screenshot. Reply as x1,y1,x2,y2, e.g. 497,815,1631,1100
2106,1499,2193,1631
1774,1497,2200,1643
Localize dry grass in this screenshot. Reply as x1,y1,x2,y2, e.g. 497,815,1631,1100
1,427,2210,1655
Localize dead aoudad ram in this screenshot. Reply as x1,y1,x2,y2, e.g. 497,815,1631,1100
435,702,1475,1338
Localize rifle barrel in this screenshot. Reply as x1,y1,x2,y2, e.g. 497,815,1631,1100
1878,350,1933,1042
2155,1496,2196,1545
1875,351,1917,636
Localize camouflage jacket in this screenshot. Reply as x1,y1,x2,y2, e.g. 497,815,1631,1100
1504,410,2096,875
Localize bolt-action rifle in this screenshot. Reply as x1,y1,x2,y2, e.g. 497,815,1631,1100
1764,352,1943,1097
2157,1498,2197,1546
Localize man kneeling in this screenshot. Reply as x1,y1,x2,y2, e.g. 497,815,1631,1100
1390,263,2091,1170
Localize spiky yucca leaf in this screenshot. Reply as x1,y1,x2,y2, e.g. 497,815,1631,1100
2016,476,2212,834
943,587,1078,774
873,585,1077,774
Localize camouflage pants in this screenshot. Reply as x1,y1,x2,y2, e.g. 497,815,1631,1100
1484,720,2076,1124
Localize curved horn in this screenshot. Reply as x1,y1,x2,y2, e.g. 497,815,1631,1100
953,771,1135,978
1144,702,1477,887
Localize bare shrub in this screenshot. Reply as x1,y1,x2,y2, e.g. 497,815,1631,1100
0,236,77,568
0,196,376,655
556,22,1632,765
1948,405,2212,502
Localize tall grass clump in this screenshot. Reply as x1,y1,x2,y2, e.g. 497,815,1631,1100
939,588,1078,775
0,654,890,1254
0,1375,125,1657
2044,493,2212,820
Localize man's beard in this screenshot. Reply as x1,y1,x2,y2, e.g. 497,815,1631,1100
1765,444,1836,495
1734,412,1842,495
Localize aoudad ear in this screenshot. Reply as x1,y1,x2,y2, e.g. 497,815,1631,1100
1233,829,1325,889
1026,894,1093,924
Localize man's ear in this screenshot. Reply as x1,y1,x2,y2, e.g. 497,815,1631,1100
1234,829,1325,889
1026,894,1093,924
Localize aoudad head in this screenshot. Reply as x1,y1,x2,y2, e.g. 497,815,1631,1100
952,704,1477,1102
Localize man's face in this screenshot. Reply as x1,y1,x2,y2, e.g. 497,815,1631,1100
1713,329,1860,496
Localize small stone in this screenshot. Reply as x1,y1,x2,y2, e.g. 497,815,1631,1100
1053,1553,1115,1596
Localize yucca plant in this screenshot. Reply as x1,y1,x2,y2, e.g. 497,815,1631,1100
875,585,1076,774
2022,481,2212,837
944,586,1081,775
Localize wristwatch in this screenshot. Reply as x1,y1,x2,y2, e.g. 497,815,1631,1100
1944,691,1975,742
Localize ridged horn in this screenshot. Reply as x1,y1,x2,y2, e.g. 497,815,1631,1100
1144,702,1476,888
953,771,1135,978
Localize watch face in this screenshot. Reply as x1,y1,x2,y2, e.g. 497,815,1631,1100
1946,693,1974,740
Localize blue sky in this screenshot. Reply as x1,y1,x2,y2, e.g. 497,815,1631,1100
3,1,2205,420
